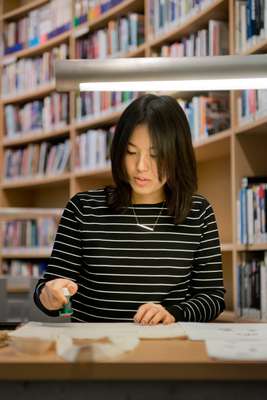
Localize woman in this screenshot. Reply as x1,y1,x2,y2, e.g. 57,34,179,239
34,94,225,324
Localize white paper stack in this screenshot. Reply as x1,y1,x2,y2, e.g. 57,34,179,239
180,322,267,361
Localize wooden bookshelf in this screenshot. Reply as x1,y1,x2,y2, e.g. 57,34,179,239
88,0,144,31
1,248,52,258
1,30,71,61
221,243,234,252
194,128,232,162
0,207,61,218
242,37,267,56
74,166,112,179
234,115,267,136
0,0,267,322
147,0,228,48
1,81,56,104
74,110,122,131
1,0,50,20
2,125,71,146
1,172,71,189
236,243,267,252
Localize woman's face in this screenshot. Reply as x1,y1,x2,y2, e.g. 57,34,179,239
124,124,167,204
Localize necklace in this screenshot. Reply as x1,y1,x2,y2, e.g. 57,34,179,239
131,201,166,231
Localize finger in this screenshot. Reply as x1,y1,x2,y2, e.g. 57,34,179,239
52,278,77,293
66,282,78,295
149,310,166,325
139,307,159,325
134,304,151,322
48,278,77,302
134,303,156,323
57,280,78,297
163,314,175,325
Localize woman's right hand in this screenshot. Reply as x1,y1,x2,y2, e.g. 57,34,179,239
39,278,78,310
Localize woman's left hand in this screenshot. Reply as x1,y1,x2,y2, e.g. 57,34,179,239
133,303,175,325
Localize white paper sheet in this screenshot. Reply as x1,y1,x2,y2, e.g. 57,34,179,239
55,334,140,362
205,339,267,361
180,322,267,341
9,321,186,341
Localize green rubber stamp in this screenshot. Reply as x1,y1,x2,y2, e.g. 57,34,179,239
59,287,73,318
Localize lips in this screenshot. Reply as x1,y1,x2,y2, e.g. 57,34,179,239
134,177,151,186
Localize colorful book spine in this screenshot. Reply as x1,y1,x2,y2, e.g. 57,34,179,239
177,94,230,142
148,0,209,38
4,93,69,138
75,13,144,58
151,19,228,57
75,128,114,171
235,0,267,53
237,177,267,245
1,260,48,278
236,251,267,320
2,43,68,97
76,91,140,121
4,138,70,180
237,89,267,125
3,0,71,55
86,0,123,23
3,217,58,248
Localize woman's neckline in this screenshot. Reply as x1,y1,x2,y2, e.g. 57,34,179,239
131,201,166,207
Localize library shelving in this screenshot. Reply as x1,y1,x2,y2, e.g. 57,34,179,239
0,0,267,322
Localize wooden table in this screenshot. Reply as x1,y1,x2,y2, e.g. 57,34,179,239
1,337,267,400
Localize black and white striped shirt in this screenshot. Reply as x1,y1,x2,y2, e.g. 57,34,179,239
34,188,225,322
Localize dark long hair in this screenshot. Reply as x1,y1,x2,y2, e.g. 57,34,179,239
105,94,197,224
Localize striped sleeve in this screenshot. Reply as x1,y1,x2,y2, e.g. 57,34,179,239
165,200,226,322
33,195,82,316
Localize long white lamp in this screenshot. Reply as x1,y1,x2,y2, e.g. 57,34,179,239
55,55,267,92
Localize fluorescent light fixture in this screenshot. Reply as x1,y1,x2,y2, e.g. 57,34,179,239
79,78,267,92
55,55,267,92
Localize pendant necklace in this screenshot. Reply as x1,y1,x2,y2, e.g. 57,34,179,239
131,201,166,231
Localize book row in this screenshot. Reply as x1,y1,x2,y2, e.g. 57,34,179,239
1,260,48,278
4,139,71,180
235,0,267,53
237,89,267,125
2,44,68,97
236,251,267,321
5,89,264,140
76,91,139,120
74,0,123,25
75,128,114,171
148,0,211,38
79,0,123,22
3,126,115,179
237,177,267,245
151,20,228,57
74,0,90,26
1,0,216,56
76,91,230,140
5,93,69,137
3,0,71,54
178,94,230,140
75,13,144,58
2,217,58,248
7,0,267,59
3,91,230,142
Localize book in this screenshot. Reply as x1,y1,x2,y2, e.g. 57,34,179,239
242,176,267,188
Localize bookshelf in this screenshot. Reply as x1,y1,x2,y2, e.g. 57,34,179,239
0,0,266,323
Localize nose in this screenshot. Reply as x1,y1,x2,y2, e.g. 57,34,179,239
136,154,150,172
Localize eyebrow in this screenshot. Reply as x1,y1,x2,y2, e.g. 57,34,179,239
128,142,156,149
